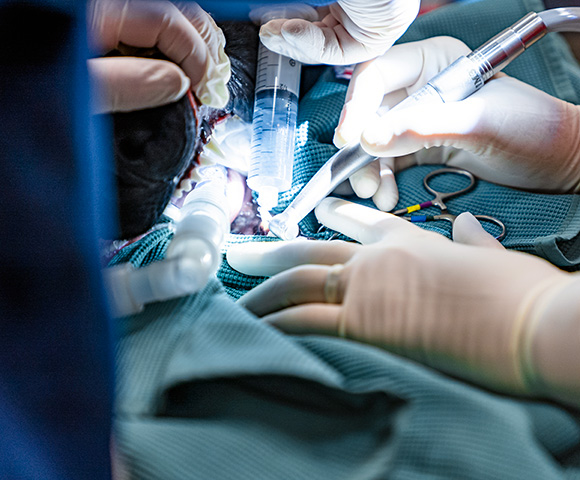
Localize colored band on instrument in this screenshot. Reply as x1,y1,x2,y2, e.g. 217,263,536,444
404,201,433,214
410,215,436,223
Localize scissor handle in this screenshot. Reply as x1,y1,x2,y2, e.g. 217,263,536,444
472,214,507,242
408,213,506,242
423,167,476,209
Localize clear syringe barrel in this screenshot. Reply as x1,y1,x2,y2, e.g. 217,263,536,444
247,42,300,211
246,4,317,211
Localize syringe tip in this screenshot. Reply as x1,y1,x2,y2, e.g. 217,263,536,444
269,212,299,240
257,186,279,212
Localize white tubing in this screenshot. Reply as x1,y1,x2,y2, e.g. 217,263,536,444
104,166,230,317
539,7,580,33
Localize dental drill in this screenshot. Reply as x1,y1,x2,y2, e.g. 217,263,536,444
103,165,230,317
268,7,580,240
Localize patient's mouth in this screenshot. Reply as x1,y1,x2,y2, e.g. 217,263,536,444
170,90,268,236
110,20,266,240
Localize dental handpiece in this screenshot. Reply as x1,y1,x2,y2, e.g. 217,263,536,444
269,8,580,241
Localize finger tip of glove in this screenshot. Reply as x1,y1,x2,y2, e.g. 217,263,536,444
280,18,310,38
350,173,380,199
453,212,504,250
259,19,285,36
173,70,191,102
262,19,318,49
227,239,310,277
453,212,482,237
333,130,349,149
226,243,267,276
372,191,398,212
360,130,385,154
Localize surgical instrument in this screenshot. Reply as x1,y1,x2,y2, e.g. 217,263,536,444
268,7,580,240
247,4,317,212
104,165,230,317
392,167,506,241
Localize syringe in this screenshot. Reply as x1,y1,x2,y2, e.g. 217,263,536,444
247,4,317,213
268,8,580,241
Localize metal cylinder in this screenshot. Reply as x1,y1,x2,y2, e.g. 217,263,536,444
467,12,547,81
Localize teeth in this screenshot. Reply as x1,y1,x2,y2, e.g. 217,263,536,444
181,177,194,191
173,176,193,198
205,137,227,160
171,115,252,201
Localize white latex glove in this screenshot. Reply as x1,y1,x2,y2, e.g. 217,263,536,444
259,0,420,65
228,199,580,408
334,36,580,211
88,0,231,112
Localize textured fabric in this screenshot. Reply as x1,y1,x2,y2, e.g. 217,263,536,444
115,278,580,479
113,0,580,478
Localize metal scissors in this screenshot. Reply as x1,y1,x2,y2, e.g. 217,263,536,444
392,167,506,241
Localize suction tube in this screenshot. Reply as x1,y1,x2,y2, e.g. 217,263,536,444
540,7,580,33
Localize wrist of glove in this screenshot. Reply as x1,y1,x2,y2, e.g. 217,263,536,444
228,200,580,407
88,0,230,112
334,36,580,211
259,0,419,65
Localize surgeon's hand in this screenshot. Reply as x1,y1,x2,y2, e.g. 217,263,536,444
334,36,580,211
88,0,231,113
229,199,580,407
259,0,420,65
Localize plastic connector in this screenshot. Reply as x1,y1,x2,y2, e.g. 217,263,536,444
104,166,230,317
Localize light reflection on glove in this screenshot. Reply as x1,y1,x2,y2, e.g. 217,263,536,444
259,0,420,65
228,198,580,407
88,0,231,113
334,36,580,211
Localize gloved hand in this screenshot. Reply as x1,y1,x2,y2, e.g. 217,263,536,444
334,36,580,211
88,0,231,113
259,0,420,65
228,199,580,407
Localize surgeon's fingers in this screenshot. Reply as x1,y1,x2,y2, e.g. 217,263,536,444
348,159,380,199
452,212,505,250
88,57,190,113
334,36,470,147
259,17,368,66
227,238,358,277
315,197,424,245
174,2,227,65
372,157,399,212
262,304,344,336
238,265,340,317
173,2,231,105
89,0,230,108
347,157,399,211
360,95,488,158
333,64,384,147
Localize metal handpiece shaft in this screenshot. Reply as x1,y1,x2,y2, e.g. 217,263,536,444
269,11,548,240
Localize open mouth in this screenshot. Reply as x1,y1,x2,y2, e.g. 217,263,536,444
170,90,269,236
109,21,269,240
